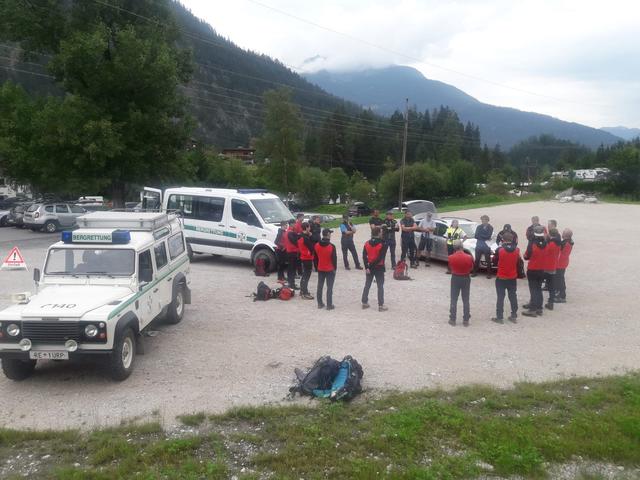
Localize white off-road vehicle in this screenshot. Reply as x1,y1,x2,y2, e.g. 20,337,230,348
0,211,191,381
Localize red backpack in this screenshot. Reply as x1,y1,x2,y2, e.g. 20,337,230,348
254,257,268,277
393,260,411,280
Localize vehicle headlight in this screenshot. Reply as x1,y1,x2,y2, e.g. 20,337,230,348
19,339,32,351
65,339,78,352
84,324,98,338
7,323,20,337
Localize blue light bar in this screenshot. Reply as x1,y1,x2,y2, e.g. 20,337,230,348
61,231,73,243
111,230,131,244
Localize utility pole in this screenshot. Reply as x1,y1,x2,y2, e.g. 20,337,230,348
398,97,409,210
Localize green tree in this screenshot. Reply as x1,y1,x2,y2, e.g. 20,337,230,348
609,146,640,197
351,179,373,202
297,167,329,206
447,161,475,197
255,88,303,194
0,0,194,205
327,167,349,199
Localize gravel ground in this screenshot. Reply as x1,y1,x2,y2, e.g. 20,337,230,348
0,200,638,431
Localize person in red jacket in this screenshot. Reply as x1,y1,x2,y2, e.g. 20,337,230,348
491,232,521,324
283,219,299,290
522,225,547,317
313,228,338,310
543,228,562,310
361,226,389,312
294,213,304,234
297,222,315,300
274,220,288,283
555,228,574,303
448,240,474,326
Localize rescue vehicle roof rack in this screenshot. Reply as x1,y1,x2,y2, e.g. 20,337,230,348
76,211,176,231
236,188,268,194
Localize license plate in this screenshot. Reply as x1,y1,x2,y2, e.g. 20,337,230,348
29,351,69,360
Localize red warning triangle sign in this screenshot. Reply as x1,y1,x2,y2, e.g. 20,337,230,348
1,246,27,270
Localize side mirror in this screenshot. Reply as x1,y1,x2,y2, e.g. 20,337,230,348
33,268,41,283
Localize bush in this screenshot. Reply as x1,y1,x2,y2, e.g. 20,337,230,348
297,167,329,207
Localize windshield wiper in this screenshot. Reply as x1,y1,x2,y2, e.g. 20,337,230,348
46,271,78,277
86,271,115,278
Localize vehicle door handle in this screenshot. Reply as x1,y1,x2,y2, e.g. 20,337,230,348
230,225,236,228
153,288,159,293
218,224,224,227
166,276,172,282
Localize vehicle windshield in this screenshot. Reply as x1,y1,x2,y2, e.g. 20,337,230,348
460,224,477,237
27,204,40,212
45,248,135,276
251,198,293,224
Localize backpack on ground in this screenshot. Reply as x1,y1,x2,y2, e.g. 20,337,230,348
254,257,269,277
290,355,364,401
274,286,294,300
253,281,272,301
393,260,411,280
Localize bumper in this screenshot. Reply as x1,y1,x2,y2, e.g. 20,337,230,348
0,349,112,360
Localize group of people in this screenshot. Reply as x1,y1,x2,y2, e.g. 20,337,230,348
273,211,575,324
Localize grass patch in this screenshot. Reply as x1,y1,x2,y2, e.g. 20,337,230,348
2,374,640,478
177,411,207,427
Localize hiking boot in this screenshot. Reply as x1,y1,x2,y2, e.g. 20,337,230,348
508,314,518,323
344,266,351,271
463,320,470,327
317,303,325,309
355,266,364,270
302,293,314,300
523,303,531,310
536,309,543,316
391,263,397,269
470,272,478,277
545,303,554,311
522,309,538,317
448,319,456,326
486,274,492,279
326,304,335,310
491,317,504,324
362,303,370,310
378,305,388,312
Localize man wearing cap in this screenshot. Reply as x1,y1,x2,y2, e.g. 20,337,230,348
314,228,338,310
382,211,399,269
522,225,547,317
448,240,474,326
418,212,436,267
339,214,362,270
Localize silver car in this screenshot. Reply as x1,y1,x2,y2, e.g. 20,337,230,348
23,202,86,233
413,215,498,268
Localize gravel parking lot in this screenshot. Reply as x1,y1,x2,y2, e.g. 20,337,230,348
0,200,638,430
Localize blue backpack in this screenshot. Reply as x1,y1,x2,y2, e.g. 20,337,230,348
291,356,363,401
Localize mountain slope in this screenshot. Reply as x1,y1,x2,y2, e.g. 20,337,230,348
601,126,640,141
305,66,621,149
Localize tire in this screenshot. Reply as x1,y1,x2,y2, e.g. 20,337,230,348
0,216,7,227
252,248,277,273
165,285,186,324
109,328,136,381
187,243,194,262
2,359,36,381
43,221,58,233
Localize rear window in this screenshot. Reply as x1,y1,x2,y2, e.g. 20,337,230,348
168,233,185,259
154,243,168,269
45,205,54,213
27,204,40,212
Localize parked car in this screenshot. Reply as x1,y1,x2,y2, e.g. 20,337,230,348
23,202,86,233
390,200,437,215
348,202,372,217
302,213,337,223
412,215,498,269
0,208,9,227
6,203,31,228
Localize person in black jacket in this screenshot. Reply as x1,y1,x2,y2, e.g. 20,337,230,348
274,220,288,283
496,224,518,246
472,214,494,278
361,226,388,312
310,215,322,244
382,211,399,269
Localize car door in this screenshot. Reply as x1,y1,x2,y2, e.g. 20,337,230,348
152,241,172,316
136,249,160,329
227,198,263,259
55,204,72,227
141,187,163,211
433,221,449,260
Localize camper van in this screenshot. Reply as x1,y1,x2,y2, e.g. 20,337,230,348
142,187,293,269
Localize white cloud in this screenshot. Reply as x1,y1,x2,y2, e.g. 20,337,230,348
181,0,640,128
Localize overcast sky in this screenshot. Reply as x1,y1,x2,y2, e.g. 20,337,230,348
182,0,639,129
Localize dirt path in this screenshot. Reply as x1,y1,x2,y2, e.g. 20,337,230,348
0,201,638,430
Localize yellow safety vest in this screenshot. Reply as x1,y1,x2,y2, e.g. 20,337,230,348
446,227,463,245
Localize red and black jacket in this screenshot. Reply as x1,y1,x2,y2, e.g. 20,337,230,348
448,250,473,276
284,227,299,254
362,238,387,271
297,234,314,261
275,228,287,252
494,243,520,280
557,239,574,269
524,237,546,271
543,236,562,271
314,239,337,272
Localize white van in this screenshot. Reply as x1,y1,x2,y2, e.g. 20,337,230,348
142,187,293,268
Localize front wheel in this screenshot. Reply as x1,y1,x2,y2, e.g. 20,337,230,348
252,248,277,273
109,328,136,381
0,216,7,227
2,359,37,381
43,221,57,233
165,285,185,324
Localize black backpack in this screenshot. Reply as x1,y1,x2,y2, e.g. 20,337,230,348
253,281,272,301
290,356,341,396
